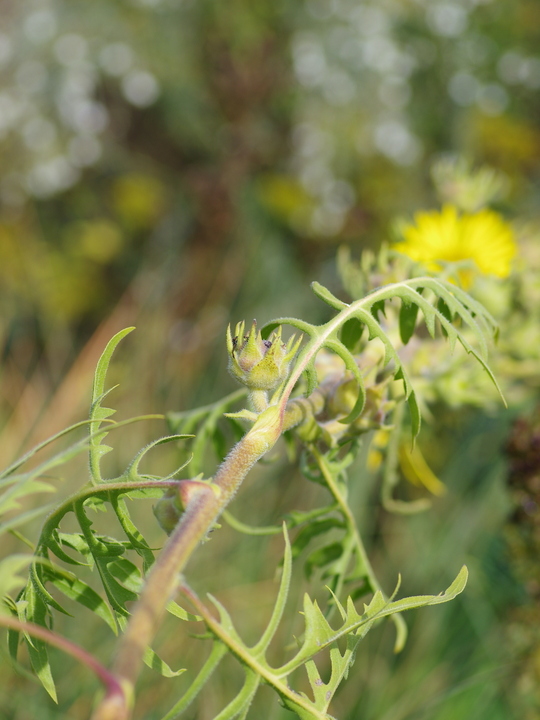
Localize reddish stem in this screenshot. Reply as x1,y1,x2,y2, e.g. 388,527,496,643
0,615,127,711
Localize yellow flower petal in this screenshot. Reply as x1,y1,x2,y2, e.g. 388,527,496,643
394,205,517,283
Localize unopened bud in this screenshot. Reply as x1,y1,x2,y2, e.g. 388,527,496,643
153,479,217,534
153,487,182,534
226,320,301,391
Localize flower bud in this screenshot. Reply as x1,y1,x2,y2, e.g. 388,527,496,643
153,479,216,534
311,350,395,447
153,487,182,534
226,320,301,391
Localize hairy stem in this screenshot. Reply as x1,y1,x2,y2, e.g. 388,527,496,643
91,387,326,720
92,405,284,720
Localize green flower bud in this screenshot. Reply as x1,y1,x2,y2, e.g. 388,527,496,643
311,350,395,447
153,487,182,534
226,320,301,391
153,479,218,534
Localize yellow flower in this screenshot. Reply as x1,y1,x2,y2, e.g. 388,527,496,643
394,205,516,285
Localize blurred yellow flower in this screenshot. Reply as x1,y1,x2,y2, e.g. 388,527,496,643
394,205,516,284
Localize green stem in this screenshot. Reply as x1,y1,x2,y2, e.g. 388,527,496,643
213,671,260,720
222,511,283,536
310,445,407,650
39,480,182,543
309,446,375,589
161,642,228,720
249,390,268,413
326,532,356,616
180,584,331,720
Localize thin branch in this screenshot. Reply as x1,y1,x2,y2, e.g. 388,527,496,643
179,583,330,720
0,615,127,710
310,444,407,650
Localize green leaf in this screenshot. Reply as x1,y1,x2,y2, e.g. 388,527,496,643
405,382,421,440
160,643,228,720
324,339,366,424
167,390,247,476
253,524,292,655
94,557,136,616
290,518,345,560
0,419,94,482
262,317,315,339
53,533,92,565
182,531,467,720
382,566,468,616
46,533,87,567
48,571,117,633
222,511,282,536
0,504,57,537
109,496,155,572
91,327,135,410
30,564,70,616
274,276,502,444
0,439,90,514
0,555,35,607
106,557,143,594
211,424,228,463
278,566,468,681
126,435,191,481
143,646,186,678
212,669,260,720
311,282,348,311
69,505,135,616
166,600,200,622
22,583,57,701
89,327,135,484
399,301,420,345
370,299,386,321
303,357,319,398
305,543,343,579
340,318,363,351
437,297,453,323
